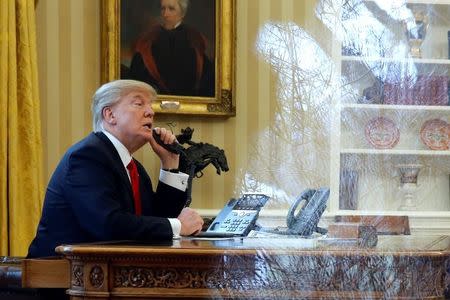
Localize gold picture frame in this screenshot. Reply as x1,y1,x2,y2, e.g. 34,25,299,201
101,0,235,117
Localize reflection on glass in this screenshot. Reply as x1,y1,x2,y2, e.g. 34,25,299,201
237,22,334,206
229,1,449,298
239,0,449,218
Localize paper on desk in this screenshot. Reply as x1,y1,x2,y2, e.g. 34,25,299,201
245,230,320,248
247,230,283,238
188,236,237,241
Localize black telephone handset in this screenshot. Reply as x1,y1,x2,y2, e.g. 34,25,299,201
152,129,185,155
286,187,330,236
199,193,270,237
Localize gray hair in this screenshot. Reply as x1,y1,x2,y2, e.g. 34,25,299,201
161,0,189,16
177,0,189,16
91,80,156,132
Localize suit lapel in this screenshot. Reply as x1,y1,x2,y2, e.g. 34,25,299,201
93,132,135,201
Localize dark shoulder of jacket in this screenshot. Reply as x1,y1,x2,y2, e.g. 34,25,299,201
63,132,118,162
136,25,163,48
184,25,207,51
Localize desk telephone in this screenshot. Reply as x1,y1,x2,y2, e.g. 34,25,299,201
201,188,330,237
200,194,270,237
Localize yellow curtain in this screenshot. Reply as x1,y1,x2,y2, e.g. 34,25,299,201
0,0,44,256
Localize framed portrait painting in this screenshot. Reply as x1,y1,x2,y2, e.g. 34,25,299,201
101,0,236,116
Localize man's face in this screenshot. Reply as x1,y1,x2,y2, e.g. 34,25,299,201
160,0,184,30
109,90,155,153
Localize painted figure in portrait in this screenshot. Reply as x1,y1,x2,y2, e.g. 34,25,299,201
121,0,215,97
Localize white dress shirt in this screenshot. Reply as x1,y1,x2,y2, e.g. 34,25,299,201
102,130,188,238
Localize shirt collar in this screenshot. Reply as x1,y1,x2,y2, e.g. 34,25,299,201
102,130,132,168
164,21,182,30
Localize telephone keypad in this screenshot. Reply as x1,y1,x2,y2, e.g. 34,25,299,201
202,194,270,237
213,209,259,234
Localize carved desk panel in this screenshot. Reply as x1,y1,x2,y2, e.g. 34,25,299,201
55,235,450,299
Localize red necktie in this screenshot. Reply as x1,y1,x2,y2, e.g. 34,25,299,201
127,159,142,216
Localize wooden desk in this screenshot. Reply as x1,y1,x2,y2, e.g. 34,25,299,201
50,235,450,299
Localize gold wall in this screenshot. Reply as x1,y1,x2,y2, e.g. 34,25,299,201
35,0,323,211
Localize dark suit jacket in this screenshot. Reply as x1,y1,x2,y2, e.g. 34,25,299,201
27,132,187,258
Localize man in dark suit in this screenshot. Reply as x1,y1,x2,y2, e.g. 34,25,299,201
128,0,214,97
27,79,204,258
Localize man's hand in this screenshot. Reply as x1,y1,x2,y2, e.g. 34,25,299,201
148,127,179,169
177,207,204,236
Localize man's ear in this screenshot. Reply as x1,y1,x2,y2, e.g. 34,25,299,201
102,106,116,125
